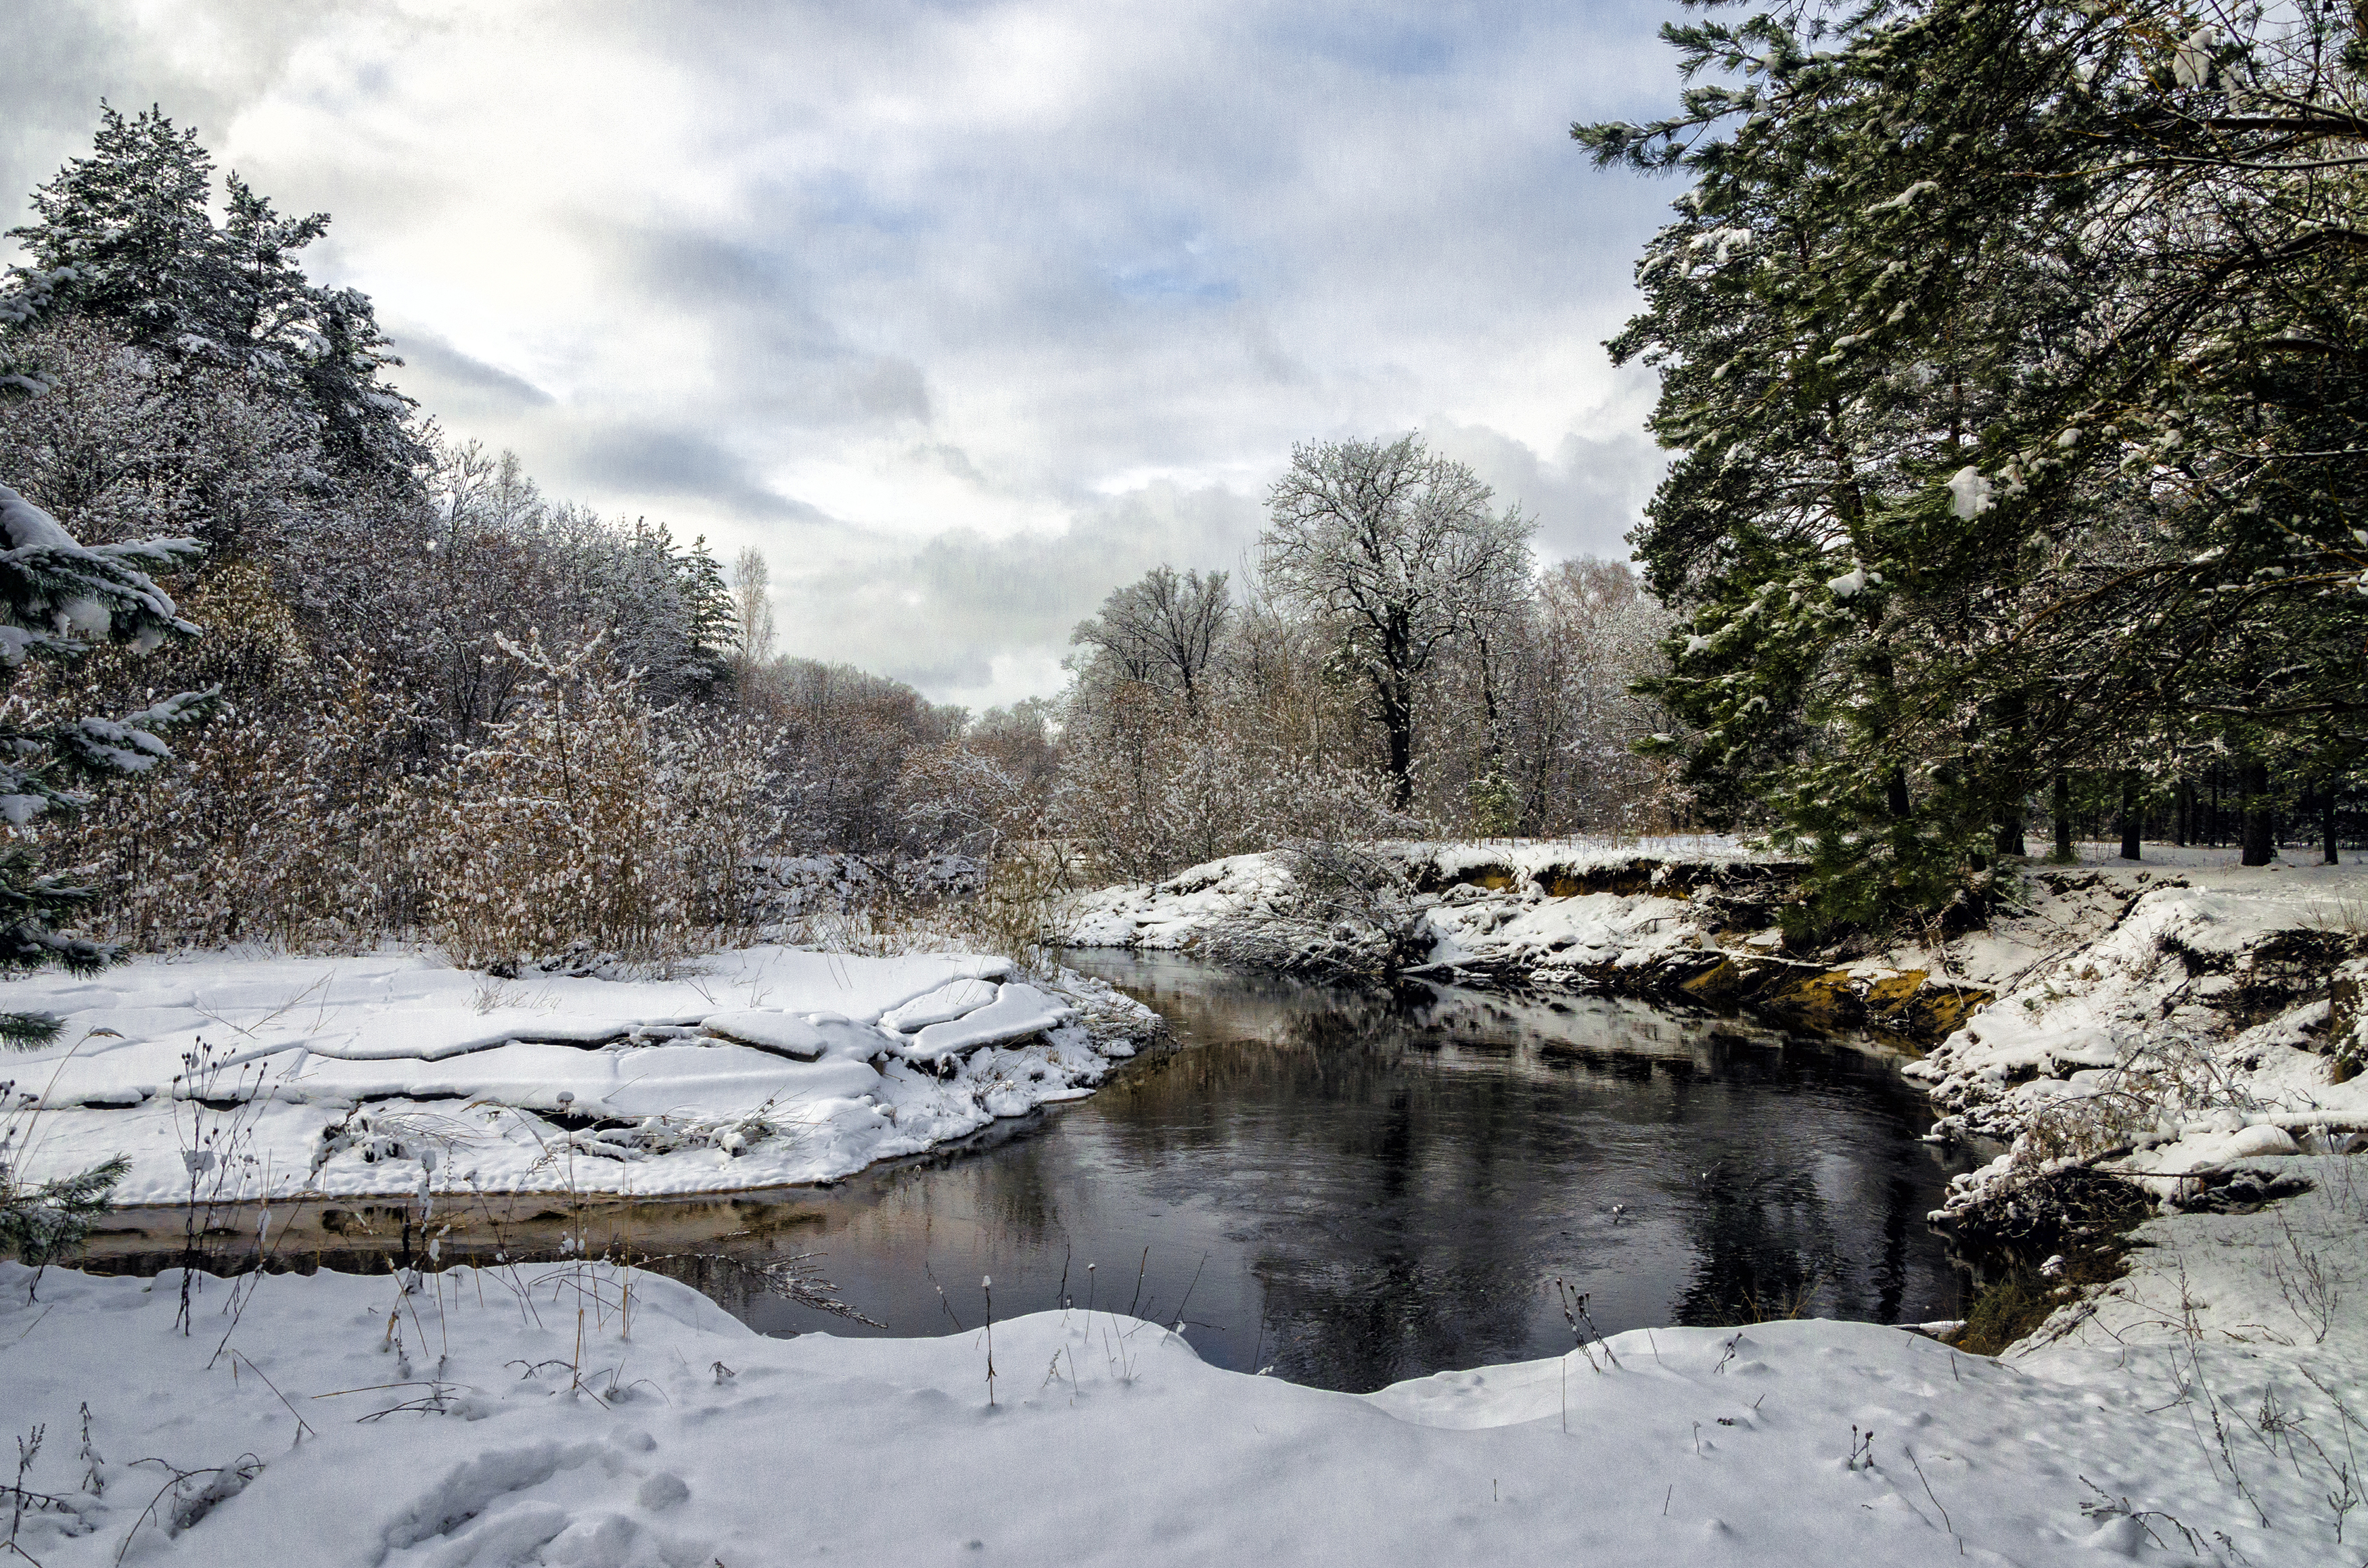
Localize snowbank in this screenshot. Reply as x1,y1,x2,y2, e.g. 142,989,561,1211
1909,864,2368,1165
0,1246,2355,1565
1060,837,1986,1037
0,946,1158,1203
1062,836,1778,952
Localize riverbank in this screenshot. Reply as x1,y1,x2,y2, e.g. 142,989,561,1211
1060,837,1991,1038
0,946,1158,1205
1064,839,2368,1139
1905,850,2368,1258
3,1207,2359,1565
59,954,1977,1384
4,854,2364,1561
1066,839,2368,1358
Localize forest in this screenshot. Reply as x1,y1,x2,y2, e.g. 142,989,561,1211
1578,0,2368,926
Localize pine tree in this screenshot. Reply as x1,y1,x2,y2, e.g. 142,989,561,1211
5,104,425,491
1579,1,2368,921
8,105,219,347
0,482,211,1046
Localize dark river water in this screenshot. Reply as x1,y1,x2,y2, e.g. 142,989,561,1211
85,952,1978,1393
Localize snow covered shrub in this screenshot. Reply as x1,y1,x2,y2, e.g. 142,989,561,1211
308,1105,475,1180
1055,671,1424,886
892,739,1035,863
1196,837,1430,980
48,660,424,950
2331,957,2368,1083
2017,1032,2263,1168
943,845,1068,973
418,633,779,971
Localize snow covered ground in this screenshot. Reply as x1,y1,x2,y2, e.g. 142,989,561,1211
3,1168,2361,1567
1909,854,2368,1235
3,844,2364,1563
0,946,1158,1204
1061,835,1772,954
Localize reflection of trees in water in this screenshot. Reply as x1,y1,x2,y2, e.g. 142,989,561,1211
1088,975,1967,1368
1089,1019,1697,1391
1666,1155,1844,1325
1254,1249,1532,1393
1656,1040,1960,1327
972,1142,1065,1246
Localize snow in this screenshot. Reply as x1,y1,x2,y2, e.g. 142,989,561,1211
0,478,84,552
0,946,1155,1204
1060,837,1767,956
4,1200,2362,1567
876,977,1002,1033
1423,889,1708,976
3,844,2366,1561
1946,464,1993,519
1907,853,2368,1157
2173,26,2219,89
901,982,1076,1063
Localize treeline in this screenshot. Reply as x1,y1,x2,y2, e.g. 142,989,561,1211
1581,1,2368,923
1058,437,1677,883
1,106,1689,969
0,108,1037,964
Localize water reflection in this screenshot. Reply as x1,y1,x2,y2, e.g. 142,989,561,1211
78,953,1976,1393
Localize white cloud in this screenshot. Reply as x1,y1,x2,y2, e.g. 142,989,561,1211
4,0,1687,704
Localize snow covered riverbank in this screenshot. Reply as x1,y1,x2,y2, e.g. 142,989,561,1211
1062,837,1983,1037
1904,852,2368,1235
0,947,1158,1204
3,1160,2361,1567
1069,839,2368,1289
0,852,2362,1563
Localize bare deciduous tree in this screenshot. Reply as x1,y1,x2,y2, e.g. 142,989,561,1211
1070,566,1231,708
1260,433,1532,806
731,546,776,676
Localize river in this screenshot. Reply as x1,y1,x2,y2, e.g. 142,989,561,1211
87,950,1977,1391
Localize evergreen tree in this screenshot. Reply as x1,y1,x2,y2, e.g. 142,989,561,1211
1580,1,2368,921
5,103,425,492
0,482,212,1044
8,105,219,348
0,481,208,1263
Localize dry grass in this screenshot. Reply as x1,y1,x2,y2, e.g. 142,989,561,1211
1953,1243,2131,1356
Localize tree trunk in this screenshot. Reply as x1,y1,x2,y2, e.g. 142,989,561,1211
2325,778,2342,866
1993,804,2025,859
2172,779,2189,847
2118,773,2141,860
2051,771,2074,862
1380,674,1415,810
2240,759,2274,866
1885,764,1911,821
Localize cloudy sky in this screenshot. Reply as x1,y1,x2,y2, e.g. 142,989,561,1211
3,0,1685,708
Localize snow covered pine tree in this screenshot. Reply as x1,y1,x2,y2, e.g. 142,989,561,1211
0,481,210,1030
0,480,209,1259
